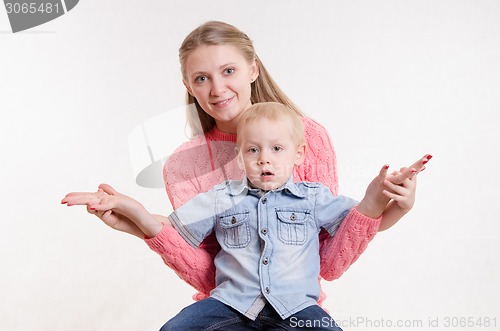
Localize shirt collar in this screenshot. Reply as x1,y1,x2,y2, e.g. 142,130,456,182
228,176,305,198
281,177,305,198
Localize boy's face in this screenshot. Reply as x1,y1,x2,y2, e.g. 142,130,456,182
238,117,305,191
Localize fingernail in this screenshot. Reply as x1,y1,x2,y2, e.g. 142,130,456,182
411,169,417,173
61,201,67,204
90,207,96,210
421,166,426,171
422,160,428,165
426,154,433,160
384,164,389,169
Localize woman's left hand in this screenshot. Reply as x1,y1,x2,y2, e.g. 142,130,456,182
383,167,417,212
357,154,431,218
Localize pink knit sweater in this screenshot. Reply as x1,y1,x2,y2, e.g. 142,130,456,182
145,117,381,304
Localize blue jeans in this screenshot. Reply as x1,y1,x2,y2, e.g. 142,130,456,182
160,298,343,331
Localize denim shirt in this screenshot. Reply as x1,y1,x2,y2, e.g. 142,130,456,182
169,177,357,320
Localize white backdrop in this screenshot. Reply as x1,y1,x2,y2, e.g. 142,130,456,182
1,1,499,330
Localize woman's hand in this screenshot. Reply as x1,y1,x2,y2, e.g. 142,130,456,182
357,154,431,218
62,185,146,238
377,167,420,231
383,167,417,212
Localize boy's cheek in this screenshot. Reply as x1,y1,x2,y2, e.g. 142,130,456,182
236,153,246,171
239,157,260,173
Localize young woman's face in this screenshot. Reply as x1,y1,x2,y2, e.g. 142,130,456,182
183,45,259,134
238,117,305,191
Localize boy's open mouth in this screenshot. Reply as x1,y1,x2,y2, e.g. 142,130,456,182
261,171,274,176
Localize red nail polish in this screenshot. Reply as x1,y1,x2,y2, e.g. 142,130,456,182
426,154,433,160
90,207,96,210
423,160,428,165
384,164,389,169
61,201,67,204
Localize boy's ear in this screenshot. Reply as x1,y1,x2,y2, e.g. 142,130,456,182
183,80,194,96
294,143,306,167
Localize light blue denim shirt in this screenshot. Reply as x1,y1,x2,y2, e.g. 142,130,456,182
169,177,357,320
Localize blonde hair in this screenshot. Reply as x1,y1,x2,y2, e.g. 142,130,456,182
236,102,305,148
179,21,304,136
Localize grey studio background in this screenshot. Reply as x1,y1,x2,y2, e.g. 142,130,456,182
1,1,499,330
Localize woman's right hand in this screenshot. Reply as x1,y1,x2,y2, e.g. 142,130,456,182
62,187,146,239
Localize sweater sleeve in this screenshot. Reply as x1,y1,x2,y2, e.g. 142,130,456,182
299,117,381,281
320,207,381,281
141,136,221,300
296,117,338,195
163,137,210,209
147,131,242,300
144,225,216,299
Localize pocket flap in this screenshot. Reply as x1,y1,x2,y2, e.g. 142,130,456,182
276,210,309,224
219,212,249,229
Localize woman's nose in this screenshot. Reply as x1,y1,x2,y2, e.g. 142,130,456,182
210,77,226,96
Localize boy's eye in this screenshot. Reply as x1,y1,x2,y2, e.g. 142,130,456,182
224,68,235,75
273,146,283,152
248,147,259,153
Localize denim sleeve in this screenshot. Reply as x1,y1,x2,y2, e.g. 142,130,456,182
313,184,358,236
168,189,217,248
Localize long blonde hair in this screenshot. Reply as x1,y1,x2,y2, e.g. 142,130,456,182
179,21,303,136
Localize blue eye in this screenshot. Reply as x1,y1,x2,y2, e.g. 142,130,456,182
195,76,207,83
224,68,235,75
248,147,259,153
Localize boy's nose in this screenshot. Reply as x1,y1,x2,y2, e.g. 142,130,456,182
258,155,270,165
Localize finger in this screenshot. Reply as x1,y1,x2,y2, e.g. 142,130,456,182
63,194,101,206
88,200,115,212
382,189,404,201
378,164,390,179
98,183,118,196
62,191,96,202
387,167,416,185
86,204,101,216
384,179,408,195
408,154,433,173
87,194,120,211
100,210,113,223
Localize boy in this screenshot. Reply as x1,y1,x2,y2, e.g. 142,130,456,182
65,102,419,330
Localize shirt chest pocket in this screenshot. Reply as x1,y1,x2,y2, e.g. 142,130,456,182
219,212,251,248
276,209,309,245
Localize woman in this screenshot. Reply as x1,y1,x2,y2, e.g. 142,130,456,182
69,21,427,306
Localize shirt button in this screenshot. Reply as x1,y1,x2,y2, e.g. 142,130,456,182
261,198,268,204
265,287,270,294
262,258,269,265
290,213,297,221
231,216,236,224
261,228,268,235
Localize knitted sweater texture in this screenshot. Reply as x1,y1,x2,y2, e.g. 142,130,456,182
145,117,381,304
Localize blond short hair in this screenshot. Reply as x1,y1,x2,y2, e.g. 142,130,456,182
236,102,305,148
